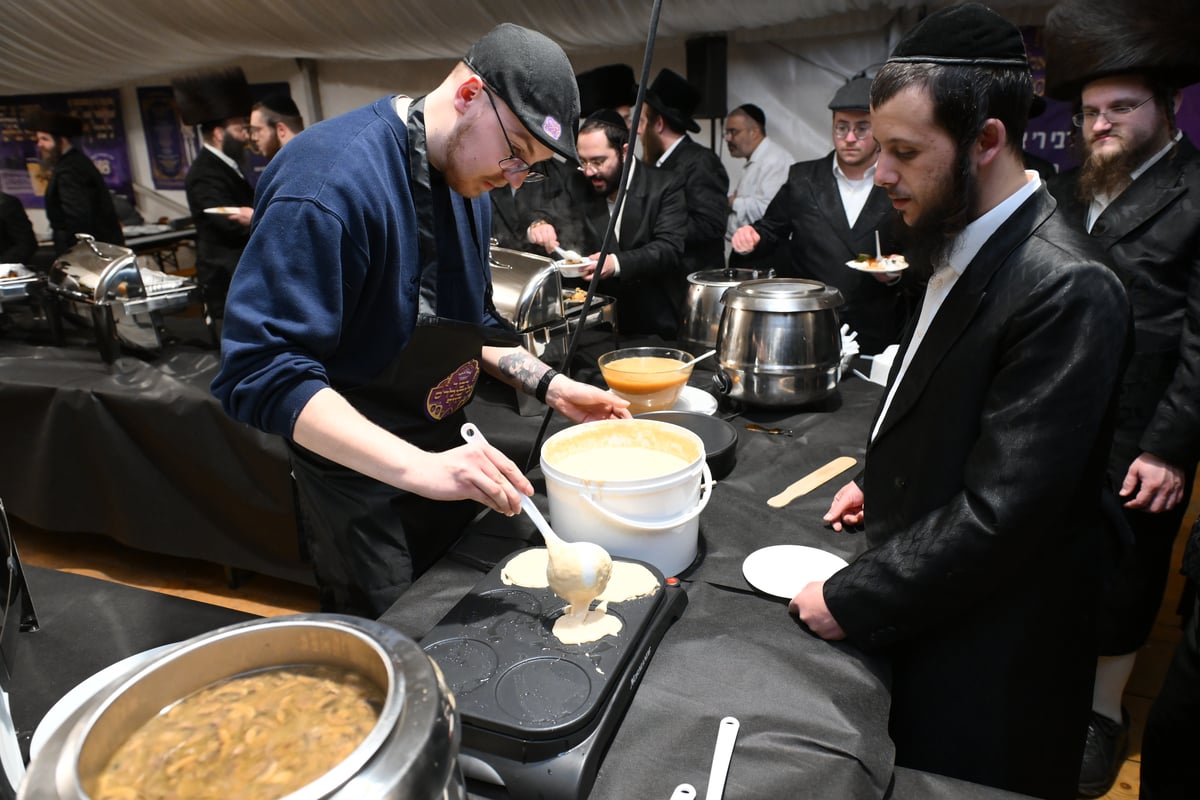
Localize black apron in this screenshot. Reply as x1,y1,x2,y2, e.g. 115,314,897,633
289,97,517,617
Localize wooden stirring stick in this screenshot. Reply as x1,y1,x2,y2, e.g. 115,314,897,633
767,456,858,508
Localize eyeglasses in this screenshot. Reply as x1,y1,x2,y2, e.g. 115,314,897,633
724,126,747,138
481,87,544,183
576,155,612,174
834,123,872,140
1072,96,1154,128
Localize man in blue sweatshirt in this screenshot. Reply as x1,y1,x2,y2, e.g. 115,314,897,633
212,24,629,616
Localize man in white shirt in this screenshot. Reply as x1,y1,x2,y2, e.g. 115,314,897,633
789,5,1131,798
724,103,793,234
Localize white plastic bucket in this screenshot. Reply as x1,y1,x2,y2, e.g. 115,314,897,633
540,419,713,577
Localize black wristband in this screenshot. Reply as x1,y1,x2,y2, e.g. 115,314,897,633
535,369,559,403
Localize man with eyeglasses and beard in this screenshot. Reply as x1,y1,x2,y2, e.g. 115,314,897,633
172,68,255,320
249,94,305,162
1043,1,1200,796
212,25,628,619
789,5,1130,798
526,109,686,338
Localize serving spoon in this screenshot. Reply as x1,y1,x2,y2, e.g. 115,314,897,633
460,423,613,615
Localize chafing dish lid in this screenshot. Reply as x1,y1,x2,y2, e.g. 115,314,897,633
489,246,564,331
722,278,844,313
49,235,141,302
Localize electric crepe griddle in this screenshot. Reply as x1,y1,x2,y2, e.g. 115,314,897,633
421,548,687,800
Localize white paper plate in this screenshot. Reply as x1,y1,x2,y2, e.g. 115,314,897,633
29,642,178,759
845,257,908,273
742,545,849,599
554,258,594,278
672,385,718,415
203,206,241,215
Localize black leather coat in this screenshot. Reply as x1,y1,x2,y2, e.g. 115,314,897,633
823,187,1131,798
1050,135,1200,476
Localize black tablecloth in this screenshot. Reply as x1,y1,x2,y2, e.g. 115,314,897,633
6,567,254,762
385,373,896,798
0,335,306,583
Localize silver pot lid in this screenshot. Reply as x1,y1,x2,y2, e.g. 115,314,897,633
687,267,769,287
722,278,844,312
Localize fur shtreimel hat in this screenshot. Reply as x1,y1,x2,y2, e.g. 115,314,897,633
577,64,638,118
23,108,83,138
1043,0,1200,100
171,67,253,126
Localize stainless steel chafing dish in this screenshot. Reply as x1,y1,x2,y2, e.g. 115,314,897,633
45,234,197,360
489,246,616,414
0,264,43,313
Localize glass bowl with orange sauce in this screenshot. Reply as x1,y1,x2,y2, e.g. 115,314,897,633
598,347,694,414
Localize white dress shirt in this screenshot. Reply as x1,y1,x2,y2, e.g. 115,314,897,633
728,136,794,235
655,135,686,168
871,171,1042,442
833,159,878,228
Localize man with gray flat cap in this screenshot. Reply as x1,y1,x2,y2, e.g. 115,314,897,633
213,24,629,618
1043,1,1200,796
731,77,911,354
790,5,1130,797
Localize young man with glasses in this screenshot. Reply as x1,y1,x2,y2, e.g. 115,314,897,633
1044,1,1200,795
731,76,913,354
213,25,629,618
526,109,687,338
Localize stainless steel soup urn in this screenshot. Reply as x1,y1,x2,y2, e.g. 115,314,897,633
20,614,465,800
712,278,844,407
679,267,773,357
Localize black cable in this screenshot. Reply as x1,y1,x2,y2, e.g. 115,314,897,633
523,0,666,472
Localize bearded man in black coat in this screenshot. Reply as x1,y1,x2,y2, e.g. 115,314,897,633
173,68,255,320
26,109,124,254
788,6,1131,799
1043,1,1200,795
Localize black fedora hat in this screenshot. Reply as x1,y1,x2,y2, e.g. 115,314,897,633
645,69,701,134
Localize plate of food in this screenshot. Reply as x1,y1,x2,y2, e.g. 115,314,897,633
742,545,849,599
554,257,595,278
203,206,242,215
845,253,909,273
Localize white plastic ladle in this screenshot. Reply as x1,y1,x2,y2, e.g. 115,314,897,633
705,717,740,800
460,423,613,614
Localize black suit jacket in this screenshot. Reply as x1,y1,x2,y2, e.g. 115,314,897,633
823,187,1130,798
659,136,728,274
1049,135,1200,475
0,193,36,264
752,153,913,354
44,148,124,254
535,161,687,338
185,148,254,313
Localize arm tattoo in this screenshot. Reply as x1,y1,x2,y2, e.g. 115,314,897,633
497,350,549,395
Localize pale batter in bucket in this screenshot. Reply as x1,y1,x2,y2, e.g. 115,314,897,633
502,549,661,644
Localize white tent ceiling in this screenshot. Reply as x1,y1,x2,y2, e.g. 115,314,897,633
0,0,1056,96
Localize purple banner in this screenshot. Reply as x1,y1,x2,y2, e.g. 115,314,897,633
0,89,131,210
1022,26,1200,175
138,86,191,190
